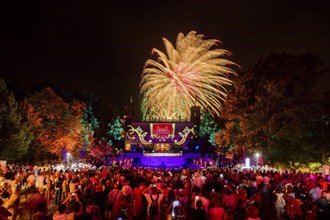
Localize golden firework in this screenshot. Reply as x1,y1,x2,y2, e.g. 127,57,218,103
140,31,238,121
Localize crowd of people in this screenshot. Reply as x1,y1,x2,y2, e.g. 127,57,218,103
0,162,330,220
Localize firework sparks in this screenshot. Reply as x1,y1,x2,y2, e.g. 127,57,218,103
140,31,238,121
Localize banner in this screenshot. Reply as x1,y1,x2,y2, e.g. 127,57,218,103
150,123,175,141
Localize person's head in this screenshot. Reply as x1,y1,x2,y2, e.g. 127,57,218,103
36,202,47,214
71,202,82,213
196,200,203,209
121,185,132,196
192,186,201,195
210,198,220,208
253,193,262,202
87,197,96,206
151,186,158,194
226,189,232,196
58,204,67,214
246,205,259,219
321,190,329,199
95,184,103,192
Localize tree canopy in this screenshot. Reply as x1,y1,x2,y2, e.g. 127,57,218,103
218,52,329,166
0,79,33,160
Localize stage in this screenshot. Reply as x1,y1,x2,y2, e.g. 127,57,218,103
126,153,200,168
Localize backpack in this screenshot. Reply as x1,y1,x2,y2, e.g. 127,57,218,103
149,194,159,216
275,194,286,207
1,187,10,199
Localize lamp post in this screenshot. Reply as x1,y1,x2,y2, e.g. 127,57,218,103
67,152,71,168
256,153,260,167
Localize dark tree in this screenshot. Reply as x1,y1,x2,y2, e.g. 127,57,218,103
0,79,33,160
219,52,329,167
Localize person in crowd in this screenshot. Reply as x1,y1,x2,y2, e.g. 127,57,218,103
85,197,102,220
27,172,37,189
166,199,186,220
208,198,224,220
110,192,134,220
106,183,121,219
67,201,88,220
143,184,164,220
52,204,68,220
132,182,143,217
273,187,286,220
54,175,63,206
0,198,12,220
192,172,203,193
191,186,210,218
222,186,236,212
3,184,20,220
94,184,106,217
309,182,322,203
32,202,48,220
314,190,330,220
177,189,188,213
37,172,45,194
61,192,80,208
3,159,330,220
192,200,207,220
293,192,305,220
246,205,261,220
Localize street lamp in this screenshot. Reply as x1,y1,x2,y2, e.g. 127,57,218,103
256,153,260,167
67,152,71,168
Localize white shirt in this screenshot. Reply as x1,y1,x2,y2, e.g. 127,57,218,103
309,186,322,202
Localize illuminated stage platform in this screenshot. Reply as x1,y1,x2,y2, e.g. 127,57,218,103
143,152,182,157
126,153,200,168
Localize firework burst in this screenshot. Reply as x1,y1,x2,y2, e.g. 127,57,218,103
140,31,238,121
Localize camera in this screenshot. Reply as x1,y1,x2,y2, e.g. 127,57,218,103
173,200,179,207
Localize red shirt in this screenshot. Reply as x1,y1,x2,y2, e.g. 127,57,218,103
208,207,225,220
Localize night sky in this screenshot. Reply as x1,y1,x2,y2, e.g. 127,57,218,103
1,1,330,114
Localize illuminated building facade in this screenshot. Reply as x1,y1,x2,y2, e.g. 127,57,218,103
124,105,200,153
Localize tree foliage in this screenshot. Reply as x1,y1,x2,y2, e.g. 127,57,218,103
107,116,124,142
0,79,33,160
219,52,329,166
199,111,220,146
27,87,88,157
